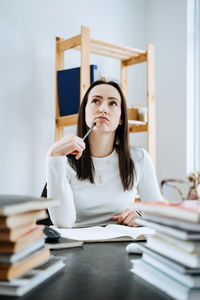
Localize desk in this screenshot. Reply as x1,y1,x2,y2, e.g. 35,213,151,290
2,242,172,300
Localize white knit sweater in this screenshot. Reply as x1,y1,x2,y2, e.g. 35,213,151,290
46,147,162,228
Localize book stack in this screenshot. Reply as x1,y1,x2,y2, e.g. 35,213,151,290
0,195,65,296
131,200,200,300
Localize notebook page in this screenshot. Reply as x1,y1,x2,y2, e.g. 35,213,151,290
105,224,155,239
51,225,154,241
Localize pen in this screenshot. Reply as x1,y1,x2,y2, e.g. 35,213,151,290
82,122,96,141
70,122,96,155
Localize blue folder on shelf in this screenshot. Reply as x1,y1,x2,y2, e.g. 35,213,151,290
57,65,98,117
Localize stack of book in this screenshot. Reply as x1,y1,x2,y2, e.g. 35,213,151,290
131,200,200,300
0,195,65,296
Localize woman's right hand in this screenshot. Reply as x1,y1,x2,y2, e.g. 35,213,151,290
47,134,86,160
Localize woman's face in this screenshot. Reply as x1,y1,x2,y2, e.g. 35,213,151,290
85,84,122,133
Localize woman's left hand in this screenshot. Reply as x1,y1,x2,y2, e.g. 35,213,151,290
112,208,140,227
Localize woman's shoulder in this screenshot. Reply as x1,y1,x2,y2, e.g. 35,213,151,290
130,146,148,163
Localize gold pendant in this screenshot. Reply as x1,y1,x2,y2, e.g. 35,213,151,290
98,174,103,184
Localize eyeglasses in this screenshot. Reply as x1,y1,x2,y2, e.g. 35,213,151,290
160,179,194,204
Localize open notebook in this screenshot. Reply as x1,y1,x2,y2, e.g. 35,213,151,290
51,224,154,242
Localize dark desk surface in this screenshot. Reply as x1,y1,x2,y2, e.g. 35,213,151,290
2,242,172,300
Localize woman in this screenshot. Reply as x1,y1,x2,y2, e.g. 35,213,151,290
46,80,162,228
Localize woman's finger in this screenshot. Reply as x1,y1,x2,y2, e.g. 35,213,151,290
121,213,134,225
116,209,130,224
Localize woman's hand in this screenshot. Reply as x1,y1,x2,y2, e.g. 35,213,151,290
112,208,140,227
47,134,85,160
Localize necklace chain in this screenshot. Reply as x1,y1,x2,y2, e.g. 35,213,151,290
96,158,111,184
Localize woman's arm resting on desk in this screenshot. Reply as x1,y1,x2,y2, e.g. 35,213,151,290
46,156,76,228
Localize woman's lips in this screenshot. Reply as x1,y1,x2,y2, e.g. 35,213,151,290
96,116,109,121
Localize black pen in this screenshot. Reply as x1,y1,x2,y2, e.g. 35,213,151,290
82,122,96,141
70,123,96,156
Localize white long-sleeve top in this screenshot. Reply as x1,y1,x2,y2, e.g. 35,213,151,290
46,147,162,228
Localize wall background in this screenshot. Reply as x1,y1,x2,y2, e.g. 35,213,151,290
0,0,187,196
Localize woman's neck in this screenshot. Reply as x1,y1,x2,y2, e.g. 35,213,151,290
88,132,115,158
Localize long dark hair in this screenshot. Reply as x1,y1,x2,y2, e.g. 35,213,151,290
67,80,135,191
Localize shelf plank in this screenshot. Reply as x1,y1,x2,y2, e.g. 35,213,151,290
56,114,78,127
128,121,148,133
56,114,147,134
57,34,81,52
91,38,145,56
123,53,147,66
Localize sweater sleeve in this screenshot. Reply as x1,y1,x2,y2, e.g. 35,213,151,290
137,149,163,202
46,156,76,228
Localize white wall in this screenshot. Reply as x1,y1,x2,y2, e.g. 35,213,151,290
0,0,188,196
145,0,187,181
0,0,146,196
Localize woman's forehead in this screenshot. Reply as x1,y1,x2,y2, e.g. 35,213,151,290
88,84,121,101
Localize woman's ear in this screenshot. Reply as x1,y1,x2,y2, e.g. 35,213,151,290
119,119,123,125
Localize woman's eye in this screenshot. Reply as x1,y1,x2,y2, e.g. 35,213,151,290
92,99,100,104
110,101,117,106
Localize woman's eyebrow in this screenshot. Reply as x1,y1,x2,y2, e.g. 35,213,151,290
91,95,120,102
108,97,120,102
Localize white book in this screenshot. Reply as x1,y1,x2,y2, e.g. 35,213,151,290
51,224,154,242
146,235,200,268
135,218,200,240
154,232,200,254
142,213,200,232
0,256,65,296
142,253,200,288
139,245,200,275
131,259,200,300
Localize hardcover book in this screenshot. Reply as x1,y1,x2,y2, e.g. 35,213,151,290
57,65,98,116
0,256,65,296
0,195,60,216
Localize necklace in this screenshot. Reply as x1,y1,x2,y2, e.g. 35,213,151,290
96,157,111,185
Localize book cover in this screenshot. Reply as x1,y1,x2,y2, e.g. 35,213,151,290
146,234,200,268
139,244,200,275
141,254,200,288
0,247,50,280
0,256,65,296
134,200,200,223
0,226,44,253
141,213,200,232
131,259,200,300
0,195,60,216
46,237,83,250
0,223,37,242
0,237,45,264
135,218,200,241
0,210,48,229
57,65,98,116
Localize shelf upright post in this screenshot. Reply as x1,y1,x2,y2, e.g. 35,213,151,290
121,61,128,101
55,37,64,142
80,26,90,102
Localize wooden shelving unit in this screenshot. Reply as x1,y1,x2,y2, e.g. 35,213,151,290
55,26,156,166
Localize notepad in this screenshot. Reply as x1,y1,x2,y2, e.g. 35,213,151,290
51,224,154,242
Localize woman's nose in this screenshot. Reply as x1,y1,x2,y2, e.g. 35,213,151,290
99,103,108,114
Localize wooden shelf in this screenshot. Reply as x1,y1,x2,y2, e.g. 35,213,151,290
56,108,147,133
56,35,146,62
128,121,148,133
55,26,156,166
